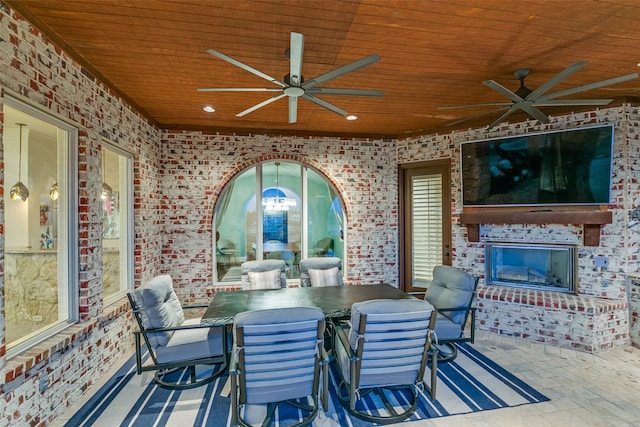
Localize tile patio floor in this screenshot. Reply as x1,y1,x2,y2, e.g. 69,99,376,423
52,330,640,427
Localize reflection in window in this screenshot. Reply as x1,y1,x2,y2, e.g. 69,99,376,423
214,161,345,282
101,143,133,301
3,99,78,357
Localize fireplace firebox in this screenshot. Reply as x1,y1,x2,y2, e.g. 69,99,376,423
485,242,578,293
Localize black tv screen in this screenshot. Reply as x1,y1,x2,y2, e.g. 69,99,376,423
461,124,614,207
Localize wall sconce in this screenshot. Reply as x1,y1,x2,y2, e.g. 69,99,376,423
10,123,29,202
49,182,59,201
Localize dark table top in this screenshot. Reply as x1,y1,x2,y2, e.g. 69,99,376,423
201,283,417,327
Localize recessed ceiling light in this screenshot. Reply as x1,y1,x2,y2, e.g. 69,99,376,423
202,105,216,113
346,115,358,121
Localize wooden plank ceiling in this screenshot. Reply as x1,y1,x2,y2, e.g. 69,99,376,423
6,0,640,138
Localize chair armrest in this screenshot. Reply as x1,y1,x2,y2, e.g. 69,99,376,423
435,306,476,314
143,323,214,333
183,304,209,309
408,291,426,298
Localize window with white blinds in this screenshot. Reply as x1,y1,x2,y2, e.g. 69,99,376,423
411,174,442,283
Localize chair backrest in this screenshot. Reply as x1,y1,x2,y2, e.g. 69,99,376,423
424,265,478,326
347,299,434,388
240,259,288,290
217,238,235,251
299,256,344,287
129,274,185,348
313,237,334,255
266,250,295,265
233,306,325,404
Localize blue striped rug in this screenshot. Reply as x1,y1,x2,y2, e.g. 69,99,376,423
65,343,548,426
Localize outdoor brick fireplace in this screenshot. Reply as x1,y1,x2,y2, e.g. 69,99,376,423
474,242,628,353
485,242,578,293
459,211,628,353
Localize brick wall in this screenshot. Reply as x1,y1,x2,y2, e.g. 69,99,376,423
1,1,640,425
0,4,161,425
159,132,398,302
398,108,640,351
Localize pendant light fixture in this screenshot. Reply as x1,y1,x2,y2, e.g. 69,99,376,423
101,150,113,200
49,182,59,201
10,123,29,202
262,162,296,213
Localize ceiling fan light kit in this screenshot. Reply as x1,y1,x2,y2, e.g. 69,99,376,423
198,32,384,124
439,61,639,129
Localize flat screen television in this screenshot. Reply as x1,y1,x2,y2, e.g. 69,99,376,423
461,124,614,207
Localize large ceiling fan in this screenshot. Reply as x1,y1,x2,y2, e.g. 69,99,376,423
439,61,638,129
198,32,384,124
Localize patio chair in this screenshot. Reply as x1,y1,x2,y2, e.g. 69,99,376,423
420,265,479,362
331,299,437,424
230,306,328,427
266,250,295,278
127,274,228,390
311,237,334,256
299,256,343,287
240,259,288,290
218,238,238,266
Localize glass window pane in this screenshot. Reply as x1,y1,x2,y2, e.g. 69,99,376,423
262,162,301,278
411,174,442,283
102,144,133,301
3,102,76,354
215,161,345,283
307,169,344,261
215,167,255,282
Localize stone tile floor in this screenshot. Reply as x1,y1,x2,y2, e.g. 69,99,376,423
52,330,640,426
406,331,640,427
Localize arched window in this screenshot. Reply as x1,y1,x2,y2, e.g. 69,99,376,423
214,161,345,282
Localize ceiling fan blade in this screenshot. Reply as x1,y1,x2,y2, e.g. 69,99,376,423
487,106,519,129
197,87,283,92
206,48,286,87
305,88,384,96
301,94,348,116
538,72,639,101
526,61,587,100
439,102,512,110
483,80,525,103
520,104,549,123
534,98,613,107
444,106,510,126
236,93,287,117
288,96,298,124
302,54,381,89
289,32,304,87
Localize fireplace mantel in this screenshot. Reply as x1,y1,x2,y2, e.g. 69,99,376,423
460,210,612,246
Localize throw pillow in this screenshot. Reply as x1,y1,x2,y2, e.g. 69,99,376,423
308,267,341,287
248,269,282,289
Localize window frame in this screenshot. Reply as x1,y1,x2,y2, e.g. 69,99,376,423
101,140,134,304
4,95,79,359
213,160,347,283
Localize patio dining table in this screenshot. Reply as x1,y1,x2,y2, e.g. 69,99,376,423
201,283,418,327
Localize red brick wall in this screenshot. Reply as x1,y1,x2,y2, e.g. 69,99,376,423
0,4,160,424
158,131,398,301
398,109,640,351
1,1,640,425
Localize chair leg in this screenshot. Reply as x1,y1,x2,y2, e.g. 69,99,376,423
436,342,458,362
430,345,438,400
189,365,197,383
322,361,328,411
231,373,238,425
